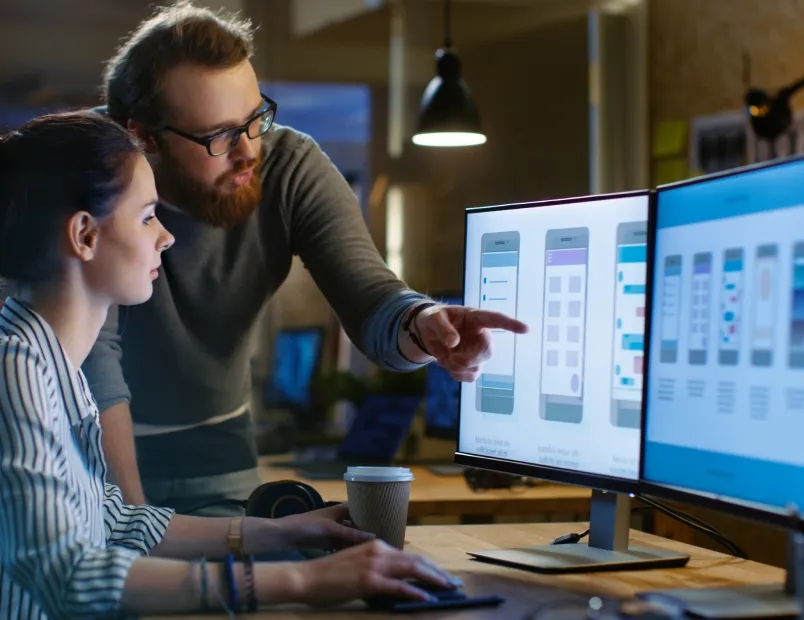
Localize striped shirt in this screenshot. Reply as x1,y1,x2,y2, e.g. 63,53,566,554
0,298,175,619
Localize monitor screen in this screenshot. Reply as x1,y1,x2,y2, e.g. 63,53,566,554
425,295,462,438
458,193,649,483
264,327,325,410
644,157,804,517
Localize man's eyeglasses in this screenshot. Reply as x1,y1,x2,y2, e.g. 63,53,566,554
163,94,278,157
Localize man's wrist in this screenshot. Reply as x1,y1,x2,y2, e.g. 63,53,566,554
398,302,436,364
402,302,436,357
364,290,433,371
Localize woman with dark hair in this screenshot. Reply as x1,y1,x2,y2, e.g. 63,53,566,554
0,111,458,619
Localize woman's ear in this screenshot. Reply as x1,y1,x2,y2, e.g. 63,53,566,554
67,211,100,262
127,119,159,154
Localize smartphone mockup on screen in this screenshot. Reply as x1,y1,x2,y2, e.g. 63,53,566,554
539,227,589,424
790,241,804,369
752,243,779,367
610,221,647,429
476,231,520,414
718,248,744,366
688,252,712,365
659,255,682,363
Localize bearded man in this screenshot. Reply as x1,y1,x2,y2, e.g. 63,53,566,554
84,1,526,516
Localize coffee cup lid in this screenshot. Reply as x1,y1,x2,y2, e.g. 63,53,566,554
343,466,415,483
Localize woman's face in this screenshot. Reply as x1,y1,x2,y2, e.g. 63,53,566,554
87,154,174,306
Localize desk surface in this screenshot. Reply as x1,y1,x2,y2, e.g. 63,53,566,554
258,456,592,519
154,522,784,619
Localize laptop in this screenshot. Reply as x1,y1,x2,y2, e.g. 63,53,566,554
272,393,423,480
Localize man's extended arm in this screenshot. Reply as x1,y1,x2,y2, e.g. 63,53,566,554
82,305,146,504
284,137,430,371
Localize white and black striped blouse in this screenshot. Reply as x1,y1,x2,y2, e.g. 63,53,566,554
0,297,175,619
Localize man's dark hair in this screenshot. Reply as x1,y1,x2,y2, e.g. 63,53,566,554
0,111,142,285
103,0,255,128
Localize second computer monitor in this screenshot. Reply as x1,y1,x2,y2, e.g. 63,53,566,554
637,155,804,620
643,155,804,523
458,191,649,487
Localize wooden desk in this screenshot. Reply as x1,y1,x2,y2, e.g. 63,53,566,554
153,522,784,619
258,456,592,520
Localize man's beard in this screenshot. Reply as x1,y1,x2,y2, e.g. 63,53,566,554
153,147,262,228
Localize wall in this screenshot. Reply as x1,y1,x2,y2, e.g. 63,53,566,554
370,16,591,294
650,0,804,125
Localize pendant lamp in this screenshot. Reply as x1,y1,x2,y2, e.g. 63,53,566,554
411,0,486,147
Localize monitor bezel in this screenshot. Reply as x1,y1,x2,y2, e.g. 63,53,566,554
638,153,804,530
454,189,651,495
424,291,463,440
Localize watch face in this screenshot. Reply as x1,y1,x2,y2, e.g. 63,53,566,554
227,516,245,556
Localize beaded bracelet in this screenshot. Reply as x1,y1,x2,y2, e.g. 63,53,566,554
242,554,258,612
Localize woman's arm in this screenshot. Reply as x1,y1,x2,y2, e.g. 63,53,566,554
105,480,278,561
104,482,174,553
120,555,299,614
149,503,373,560
121,540,460,615
149,513,275,560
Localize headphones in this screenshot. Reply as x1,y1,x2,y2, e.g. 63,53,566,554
244,480,337,518
185,480,338,518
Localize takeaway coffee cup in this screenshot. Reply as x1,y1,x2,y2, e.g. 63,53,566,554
344,466,414,549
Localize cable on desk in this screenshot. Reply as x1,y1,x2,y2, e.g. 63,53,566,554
548,507,652,546
549,499,747,559
551,530,591,545
636,495,747,559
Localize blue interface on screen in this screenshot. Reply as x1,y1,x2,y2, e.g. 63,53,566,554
644,157,804,513
266,330,322,408
425,297,463,433
459,194,649,480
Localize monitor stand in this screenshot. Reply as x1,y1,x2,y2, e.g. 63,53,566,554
467,489,690,573
637,532,801,619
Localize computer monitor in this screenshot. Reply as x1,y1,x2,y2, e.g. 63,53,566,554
424,293,463,440
639,155,804,618
264,327,325,412
456,191,689,572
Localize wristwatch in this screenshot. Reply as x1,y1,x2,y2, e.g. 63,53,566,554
227,516,245,559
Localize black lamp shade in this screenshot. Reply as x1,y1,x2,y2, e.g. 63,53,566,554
745,87,793,142
412,49,486,147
